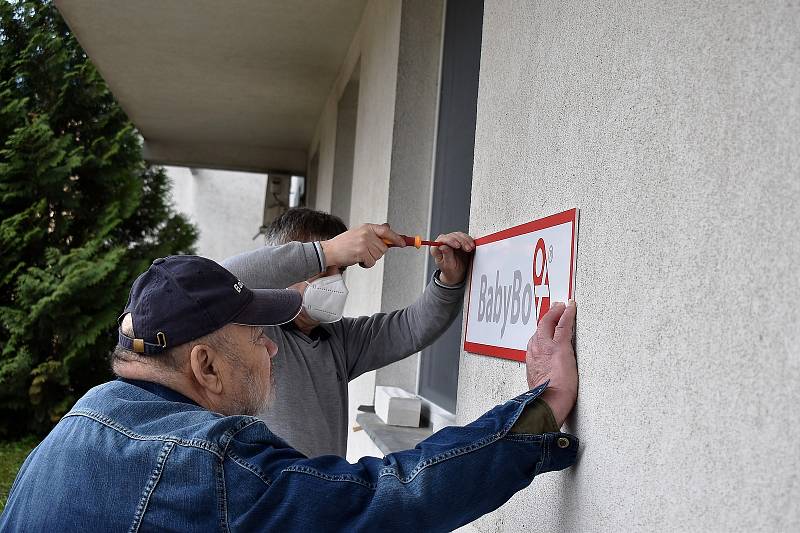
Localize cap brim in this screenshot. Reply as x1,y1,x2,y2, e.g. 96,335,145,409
231,288,303,327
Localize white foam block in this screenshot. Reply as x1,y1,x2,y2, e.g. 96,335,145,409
374,386,422,427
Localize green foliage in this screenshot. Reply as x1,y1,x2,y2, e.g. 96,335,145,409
0,435,38,510
0,1,198,436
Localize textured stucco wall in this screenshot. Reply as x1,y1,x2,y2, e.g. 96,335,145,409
376,0,444,394
341,0,403,461
457,2,800,531
345,2,401,249
311,118,334,213
166,167,267,262
310,0,445,460
330,77,359,225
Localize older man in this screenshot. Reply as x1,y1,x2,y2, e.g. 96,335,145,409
0,244,579,531
222,208,474,457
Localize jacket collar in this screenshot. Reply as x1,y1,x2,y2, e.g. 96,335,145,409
117,377,199,406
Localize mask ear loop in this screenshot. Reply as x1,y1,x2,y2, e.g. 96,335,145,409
283,304,303,324
299,281,312,314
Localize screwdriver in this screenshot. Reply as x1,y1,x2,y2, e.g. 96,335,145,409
383,235,444,249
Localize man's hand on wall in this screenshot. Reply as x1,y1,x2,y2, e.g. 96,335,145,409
321,223,405,269
430,232,475,285
525,301,578,426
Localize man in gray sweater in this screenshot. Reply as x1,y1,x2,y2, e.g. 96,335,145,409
222,208,473,457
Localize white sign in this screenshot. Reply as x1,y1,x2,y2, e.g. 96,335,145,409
464,209,579,361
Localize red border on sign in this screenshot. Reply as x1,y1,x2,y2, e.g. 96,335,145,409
462,341,526,362
463,208,578,362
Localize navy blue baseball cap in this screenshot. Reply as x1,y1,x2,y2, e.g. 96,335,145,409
118,255,302,355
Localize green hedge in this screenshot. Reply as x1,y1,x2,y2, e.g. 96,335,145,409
0,436,39,509
0,1,197,437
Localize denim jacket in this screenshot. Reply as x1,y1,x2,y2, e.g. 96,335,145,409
1,379,578,532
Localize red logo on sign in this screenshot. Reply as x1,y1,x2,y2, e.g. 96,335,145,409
533,238,550,323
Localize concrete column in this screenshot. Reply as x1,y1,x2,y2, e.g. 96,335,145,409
375,0,445,393
330,74,360,225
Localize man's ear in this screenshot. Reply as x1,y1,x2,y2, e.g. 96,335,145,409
189,344,223,395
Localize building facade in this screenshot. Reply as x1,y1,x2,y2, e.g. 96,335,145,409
57,1,800,530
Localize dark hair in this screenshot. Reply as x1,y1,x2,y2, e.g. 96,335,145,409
264,208,348,245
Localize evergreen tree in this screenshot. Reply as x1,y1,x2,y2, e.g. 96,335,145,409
0,0,198,436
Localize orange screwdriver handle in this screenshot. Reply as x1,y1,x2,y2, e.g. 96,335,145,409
382,235,442,248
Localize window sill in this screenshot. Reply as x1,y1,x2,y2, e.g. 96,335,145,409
355,412,432,455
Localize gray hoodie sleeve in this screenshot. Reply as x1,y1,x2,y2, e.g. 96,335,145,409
339,272,466,380
221,241,325,289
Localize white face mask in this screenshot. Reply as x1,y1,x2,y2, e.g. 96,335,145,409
302,273,348,323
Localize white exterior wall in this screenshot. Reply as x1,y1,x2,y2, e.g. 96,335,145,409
308,0,406,461
166,166,268,262
458,2,800,531
342,0,403,460
309,0,446,461
166,1,799,528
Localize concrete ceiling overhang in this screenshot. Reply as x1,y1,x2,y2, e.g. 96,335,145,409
55,0,367,174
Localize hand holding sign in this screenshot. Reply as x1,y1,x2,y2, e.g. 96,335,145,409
526,301,578,426
430,232,475,285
